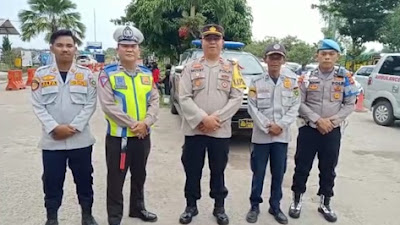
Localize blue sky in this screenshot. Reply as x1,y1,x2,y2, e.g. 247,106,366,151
0,0,381,50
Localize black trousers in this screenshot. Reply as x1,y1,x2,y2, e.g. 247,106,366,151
181,135,230,207
106,135,151,225
291,126,341,197
42,146,94,215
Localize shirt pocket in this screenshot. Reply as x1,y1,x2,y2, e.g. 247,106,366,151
306,83,322,100
191,72,206,91
281,91,294,107
256,92,271,109
70,85,88,105
41,86,59,105
217,73,231,93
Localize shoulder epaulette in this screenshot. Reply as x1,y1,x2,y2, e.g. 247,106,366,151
36,65,51,72
104,63,119,75
137,65,152,74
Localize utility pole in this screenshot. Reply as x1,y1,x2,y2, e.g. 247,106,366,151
94,8,97,42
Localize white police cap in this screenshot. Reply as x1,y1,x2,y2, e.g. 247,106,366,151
113,26,144,45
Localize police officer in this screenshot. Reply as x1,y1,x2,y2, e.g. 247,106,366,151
245,44,300,224
97,26,159,225
288,39,358,222
178,24,244,225
31,29,98,225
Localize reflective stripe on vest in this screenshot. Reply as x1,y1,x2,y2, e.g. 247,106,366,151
105,71,153,137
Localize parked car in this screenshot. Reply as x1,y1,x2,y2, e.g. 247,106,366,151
364,53,400,126
76,54,97,67
284,62,301,72
169,40,265,132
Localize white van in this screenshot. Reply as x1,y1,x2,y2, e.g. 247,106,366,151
364,54,400,126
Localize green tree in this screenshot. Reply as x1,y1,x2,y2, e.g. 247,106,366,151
314,0,400,52
280,35,302,52
104,47,117,63
243,37,279,58
379,5,400,52
1,36,12,52
244,36,317,65
286,42,317,65
18,0,86,45
0,37,16,68
113,0,252,61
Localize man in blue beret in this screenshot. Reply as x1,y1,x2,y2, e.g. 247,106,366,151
288,39,358,223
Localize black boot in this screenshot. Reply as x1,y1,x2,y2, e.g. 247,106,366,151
288,192,303,219
129,201,158,222
81,207,98,225
213,207,229,225
246,205,260,223
318,195,337,223
179,206,199,224
45,219,58,225
45,212,58,225
268,208,288,224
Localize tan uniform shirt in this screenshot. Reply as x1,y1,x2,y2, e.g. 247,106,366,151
179,57,244,138
299,68,358,128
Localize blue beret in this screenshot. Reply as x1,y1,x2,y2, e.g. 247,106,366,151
318,39,341,53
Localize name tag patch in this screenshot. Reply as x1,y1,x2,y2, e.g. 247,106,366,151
70,80,88,86
41,80,58,87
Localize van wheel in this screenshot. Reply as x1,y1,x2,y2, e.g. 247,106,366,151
373,101,395,126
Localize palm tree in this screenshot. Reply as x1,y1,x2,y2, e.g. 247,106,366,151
18,0,86,45
174,0,231,39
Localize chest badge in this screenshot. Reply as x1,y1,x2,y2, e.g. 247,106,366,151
115,76,127,89
42,75,56,81
75,73,84,81
194,79,203,87
141,76,151,85
284,78,292,88
308,84,318,90
221,80,229,88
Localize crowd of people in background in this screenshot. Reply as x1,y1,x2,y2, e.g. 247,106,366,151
146,61,171,96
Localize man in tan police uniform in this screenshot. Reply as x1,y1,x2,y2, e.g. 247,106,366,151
178,24,245,225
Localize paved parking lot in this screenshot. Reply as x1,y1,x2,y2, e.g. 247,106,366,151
1,83,399,225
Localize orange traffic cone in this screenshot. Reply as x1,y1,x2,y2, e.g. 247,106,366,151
355,92,368,112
